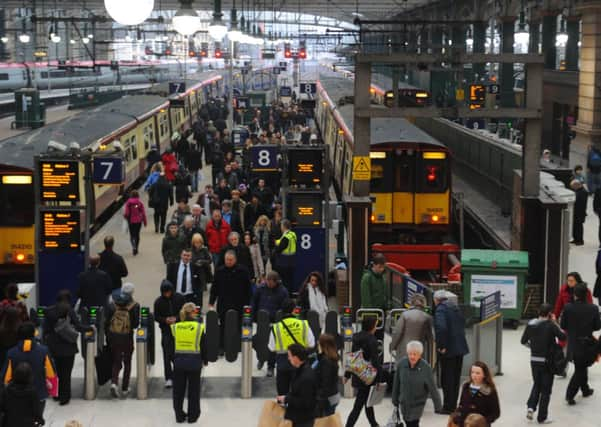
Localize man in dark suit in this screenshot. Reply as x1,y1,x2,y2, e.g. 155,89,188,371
98,236,128,291
77,255,112,310
209,250,251,353
561,283,601,404
167,249,202,306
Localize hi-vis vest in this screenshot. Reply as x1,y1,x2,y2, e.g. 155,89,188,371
276,230,297,255
272,317,308,353
171,321,204,354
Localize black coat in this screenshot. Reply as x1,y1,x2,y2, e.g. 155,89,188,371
209,264,251,315
153,293,186,336
98,249,128,291
344,330,381,388
285,361,318,424
151,175,174,209
77,267,112,309
43,306,89,357
315,354,339,408
1,383,44,427
166,262,203,295
560,301,601,363
218,244,252,274
574,187,588,223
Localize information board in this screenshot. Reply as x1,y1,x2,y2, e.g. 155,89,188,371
169,82,186,94
293,227,326,290
40,160,79,201
300,83,317,95
470,274,517,309
479,291,501,321
279,86,292,97
93,157,124,184
288,148,322,185
405,277,427,306
251,145,280,171
287,192,322,227
41,209,81,251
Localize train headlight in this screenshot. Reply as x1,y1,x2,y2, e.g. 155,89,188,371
15,253,25,263
431,215,440,223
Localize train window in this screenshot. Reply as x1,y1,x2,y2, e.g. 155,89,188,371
393,151,415,192
0,73,8,81
159,114,168,138
130,135,138,160
370,154,392,193
0,179,34,226
143,125,154,150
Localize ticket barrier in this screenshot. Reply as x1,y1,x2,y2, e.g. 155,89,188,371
31,307,47,341
341,306,354,398
135,307,155,400
241,306,253,398
83,306,102,400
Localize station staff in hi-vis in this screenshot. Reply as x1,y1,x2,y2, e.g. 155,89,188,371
268,299,315,395
273,219,298,293
170,303,207,424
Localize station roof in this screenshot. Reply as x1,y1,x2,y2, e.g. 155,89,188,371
1,0,434,23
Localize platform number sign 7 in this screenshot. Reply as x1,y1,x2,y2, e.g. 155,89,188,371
93,157,124,184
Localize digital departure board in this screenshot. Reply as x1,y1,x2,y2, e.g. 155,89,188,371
41,210,81,251
288,193,322,227
288,148,323,186
40,160,79,201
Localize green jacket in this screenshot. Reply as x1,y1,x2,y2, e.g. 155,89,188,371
392,357,442,422
162,233,185,265
360,268,387,310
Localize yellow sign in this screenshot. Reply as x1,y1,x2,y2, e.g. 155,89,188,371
353,156,371,181
455,88,465,101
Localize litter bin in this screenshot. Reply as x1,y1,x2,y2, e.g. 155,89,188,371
13,88,46,129
461,249,529,328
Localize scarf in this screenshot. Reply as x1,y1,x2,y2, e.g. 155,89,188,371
308,286,328,327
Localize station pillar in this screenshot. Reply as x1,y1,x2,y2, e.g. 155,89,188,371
542,10,559,69
565,15,581,72
528,18,540,54
570,2,601,166
499,16,516,108
344,196,371,314
472,22,487,81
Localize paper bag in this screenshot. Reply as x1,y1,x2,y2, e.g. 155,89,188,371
257,400,286,427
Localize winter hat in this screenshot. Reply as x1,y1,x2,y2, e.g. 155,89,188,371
122,282,135,296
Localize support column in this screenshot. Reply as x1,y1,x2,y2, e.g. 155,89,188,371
570,3,601,166
430,27,445,106
565,16,580,71
500,16,516,107
528,19,540,54
472,22,486,81
0,10,6,61
542,11,558,69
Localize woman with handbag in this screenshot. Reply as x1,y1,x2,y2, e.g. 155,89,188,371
43,289,92,405
344,316,381,427
314,334,340,417
453,361,500,426
391,341,442,427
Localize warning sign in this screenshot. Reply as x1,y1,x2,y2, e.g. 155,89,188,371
353,156,371,181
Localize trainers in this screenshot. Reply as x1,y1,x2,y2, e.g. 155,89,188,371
165,379,173,388
266,367,274,377
538,418,553,424
527,408,534,420
110,383,120,399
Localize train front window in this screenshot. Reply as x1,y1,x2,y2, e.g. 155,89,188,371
394,151,415,192
0,179,34,226
370,154,392,193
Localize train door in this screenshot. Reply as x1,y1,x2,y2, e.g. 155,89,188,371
369,151,393,224
414,151,449,226
392,149,415,225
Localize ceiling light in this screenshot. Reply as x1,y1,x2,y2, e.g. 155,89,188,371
51,34,61,43
70,39,76,44
82,37,90,44
104,0,154,26
0,37,8,43
125,34,133,42
515,11,529,46
228,9,242,42
19,34,30,43
172,0,200,36
208,0,227,41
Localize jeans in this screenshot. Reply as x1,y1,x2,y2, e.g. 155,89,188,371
566,362,591,400
128,222,142,251
173,368,201,422
190,170,199,193
54,355,75,403
161,333,175,381
440,355,464,411
110,336,134,390
527,362,554,422
345,385,378,427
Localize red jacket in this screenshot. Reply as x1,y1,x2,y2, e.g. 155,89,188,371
161,152,178,182
206,219,231,254
554,283,593,318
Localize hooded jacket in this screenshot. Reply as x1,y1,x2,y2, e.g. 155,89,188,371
124,197,147,225
360,268,387,310
1,382,44,427
162,224,185,265
2,339,56,400
154,280,186,336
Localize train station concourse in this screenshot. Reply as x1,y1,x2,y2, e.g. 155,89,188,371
2,0,601,426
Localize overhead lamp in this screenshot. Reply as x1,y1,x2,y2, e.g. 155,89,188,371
69,39,76,44
556,17,568,47
125,34,133,42
466,27,474,47
0,37,8,43
228,8,242,42
19,34,30,43
172,0,200,36
82,36,90,44
104,0,154,26
88,34,94,39
208,0,228,41
51,34,61,43
515,11,529,45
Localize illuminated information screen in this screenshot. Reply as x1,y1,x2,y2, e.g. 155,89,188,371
288,193,322,227
41,210,80,250
288,149,322,186
40,160,79,201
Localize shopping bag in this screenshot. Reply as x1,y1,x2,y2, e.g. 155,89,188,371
95,345,113,386
314,413,343,427
257,400,286,427
46,376,58,398
447,413,460,427
385,407,404,427
366,382,387,407
344,349,377,385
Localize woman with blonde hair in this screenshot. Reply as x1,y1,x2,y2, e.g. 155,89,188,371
254,215,272,271
190,233,212,307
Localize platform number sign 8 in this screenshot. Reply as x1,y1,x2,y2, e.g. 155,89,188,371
300,234,312,250
258,150,270,166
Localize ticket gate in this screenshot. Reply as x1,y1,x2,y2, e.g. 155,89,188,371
135,307,155,400
341,306,354,398
241,306,253,398
83,306,102,400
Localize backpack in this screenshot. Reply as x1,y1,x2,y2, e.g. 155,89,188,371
589,148,601,173
109,304,134,335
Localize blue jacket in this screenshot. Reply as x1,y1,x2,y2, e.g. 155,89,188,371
2,339,57,400
252,284,289,322
434,301,469,358
143,171,160,191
